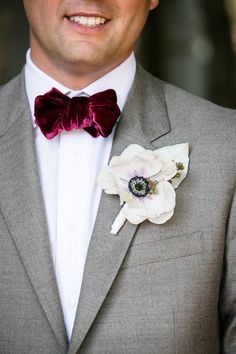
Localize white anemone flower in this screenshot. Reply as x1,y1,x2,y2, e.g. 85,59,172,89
97,143,189,235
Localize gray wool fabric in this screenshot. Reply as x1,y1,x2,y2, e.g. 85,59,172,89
0,65,236,354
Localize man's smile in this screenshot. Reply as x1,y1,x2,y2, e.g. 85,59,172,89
68,15,108,27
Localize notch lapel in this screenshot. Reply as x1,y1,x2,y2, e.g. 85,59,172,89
0,74,68,353
68,66,171,354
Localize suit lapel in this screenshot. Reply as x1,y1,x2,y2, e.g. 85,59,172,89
0,73,68,353
68,66,171,354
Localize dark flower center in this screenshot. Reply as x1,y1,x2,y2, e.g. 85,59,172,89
128,176,149,198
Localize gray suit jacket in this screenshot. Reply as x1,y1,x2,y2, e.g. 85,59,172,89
0,66,236,354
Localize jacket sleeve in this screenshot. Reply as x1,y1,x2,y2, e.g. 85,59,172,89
220,183,236,353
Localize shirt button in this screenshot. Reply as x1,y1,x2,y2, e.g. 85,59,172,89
66,223,78,233
67,299,76,308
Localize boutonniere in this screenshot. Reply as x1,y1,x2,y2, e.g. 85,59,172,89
97,143,189,235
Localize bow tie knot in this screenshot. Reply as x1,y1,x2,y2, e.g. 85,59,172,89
34,88,121,139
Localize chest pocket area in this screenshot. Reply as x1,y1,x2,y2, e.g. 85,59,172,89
121,231,204,268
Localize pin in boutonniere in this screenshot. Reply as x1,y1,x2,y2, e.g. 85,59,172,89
97,143,189,235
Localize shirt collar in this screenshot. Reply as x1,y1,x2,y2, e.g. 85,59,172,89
24,49,136,128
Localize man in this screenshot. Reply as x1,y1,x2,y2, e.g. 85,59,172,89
0,0,235,353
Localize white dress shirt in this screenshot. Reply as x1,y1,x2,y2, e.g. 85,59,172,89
24,50,136,339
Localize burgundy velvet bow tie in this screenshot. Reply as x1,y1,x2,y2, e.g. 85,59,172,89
34,88,121,139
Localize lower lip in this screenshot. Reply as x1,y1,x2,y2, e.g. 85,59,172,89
65,17,109,34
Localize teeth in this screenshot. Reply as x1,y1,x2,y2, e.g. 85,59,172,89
69,16,106,26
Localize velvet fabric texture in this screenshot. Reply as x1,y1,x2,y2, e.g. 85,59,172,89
34,88,121,139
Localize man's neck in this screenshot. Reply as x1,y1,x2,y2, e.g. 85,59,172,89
30,51,133,91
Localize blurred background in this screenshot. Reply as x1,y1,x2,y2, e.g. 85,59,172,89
0,0,236,108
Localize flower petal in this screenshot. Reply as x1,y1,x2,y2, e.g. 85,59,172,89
125,153,162,178
155,143,189,189
123,205,147,224
120,192,138,207
148,209,174,224
110,150,160,177
140,181,176,217
110,159,137,182
119,144,145,159
97,166,118,194
152,157,177,182
155,143,188,162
